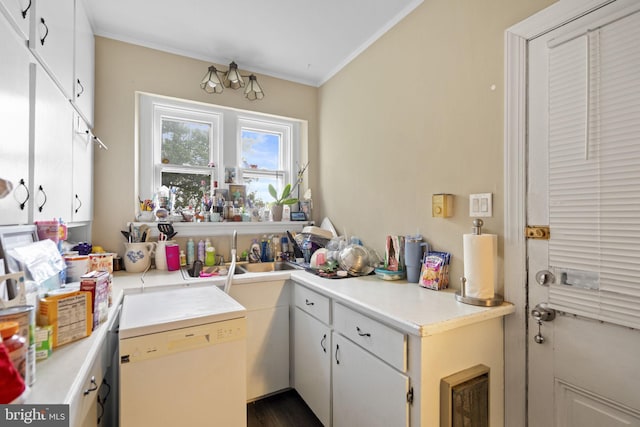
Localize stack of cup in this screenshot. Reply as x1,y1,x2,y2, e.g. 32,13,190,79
405,236,428,283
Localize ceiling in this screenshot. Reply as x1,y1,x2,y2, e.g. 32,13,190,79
83,0,423,87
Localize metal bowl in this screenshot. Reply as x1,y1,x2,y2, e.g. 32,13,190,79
338,244,373,276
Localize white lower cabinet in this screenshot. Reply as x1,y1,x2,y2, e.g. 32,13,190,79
293,284,410,427
229,280,290,401
332,332,410,427
293,307,331,426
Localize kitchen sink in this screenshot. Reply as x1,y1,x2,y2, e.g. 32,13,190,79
180,265,245,280
238,262,300,273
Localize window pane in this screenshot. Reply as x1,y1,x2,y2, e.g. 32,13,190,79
243,172,283,208
161,119,211,166
162,171,212,211
241,129,280,170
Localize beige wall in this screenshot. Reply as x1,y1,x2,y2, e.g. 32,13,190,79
93,0,553,286
317,0,553,292
92,37,318,255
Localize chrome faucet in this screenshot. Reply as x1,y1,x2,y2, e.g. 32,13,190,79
231,229,237,255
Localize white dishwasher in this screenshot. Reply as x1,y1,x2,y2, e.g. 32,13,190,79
119,285,247,427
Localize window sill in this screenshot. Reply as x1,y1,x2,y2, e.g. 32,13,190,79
130,220,312,237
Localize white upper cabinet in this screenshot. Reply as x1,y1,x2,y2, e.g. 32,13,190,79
0,0,31,40
30,62,73,222
29,0,74,99
73,0,94,126
71,113,93,222
0,11,30,225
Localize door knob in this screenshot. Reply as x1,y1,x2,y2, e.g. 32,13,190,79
531,302,556,322
531,303,556,344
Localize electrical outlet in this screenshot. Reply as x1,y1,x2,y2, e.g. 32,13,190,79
469,193,492,217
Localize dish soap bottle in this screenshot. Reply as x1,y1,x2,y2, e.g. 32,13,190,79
205,246,216,266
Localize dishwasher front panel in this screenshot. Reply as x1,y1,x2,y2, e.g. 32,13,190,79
119,317,247,427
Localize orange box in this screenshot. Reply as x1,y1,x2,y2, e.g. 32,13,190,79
38,291,92,348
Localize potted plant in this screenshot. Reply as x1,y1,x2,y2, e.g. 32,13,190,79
268,184,298,221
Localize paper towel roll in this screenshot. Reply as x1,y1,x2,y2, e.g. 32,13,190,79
463,233,497,299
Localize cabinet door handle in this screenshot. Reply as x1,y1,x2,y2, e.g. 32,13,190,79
335,344,340,365
356,326,371,337
15,178,29,210
74,194,82,213
37,185,47,212
21,0,31,19
320,334,327,353
83,376,98,395
76,79,84,97
39,17,49,46
305,299,314,306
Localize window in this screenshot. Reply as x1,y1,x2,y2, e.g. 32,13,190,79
138,93,302,217
238,118,294,208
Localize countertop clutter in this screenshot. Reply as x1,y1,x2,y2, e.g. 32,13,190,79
24,267,514,425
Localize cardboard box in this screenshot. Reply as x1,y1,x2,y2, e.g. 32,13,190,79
35,325,53,360
38,291,92,348
80,271,109,330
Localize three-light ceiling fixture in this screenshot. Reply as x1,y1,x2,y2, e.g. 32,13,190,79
200,61,264,100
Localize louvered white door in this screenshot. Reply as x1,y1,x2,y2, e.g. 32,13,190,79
527,2,640,426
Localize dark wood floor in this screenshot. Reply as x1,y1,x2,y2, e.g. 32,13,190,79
247,389,324,427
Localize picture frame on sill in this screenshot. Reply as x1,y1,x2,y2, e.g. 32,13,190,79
229,184,246,207
224,167,237,183
215,188,229,201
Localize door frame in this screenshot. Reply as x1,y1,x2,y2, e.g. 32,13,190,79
502,1,615,425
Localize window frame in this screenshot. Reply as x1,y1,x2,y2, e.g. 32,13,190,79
138,92,303,218
237,116,295,205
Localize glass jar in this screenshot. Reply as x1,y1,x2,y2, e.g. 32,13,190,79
0,321,26,380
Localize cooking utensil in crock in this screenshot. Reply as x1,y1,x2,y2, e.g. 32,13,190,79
157,223,177,239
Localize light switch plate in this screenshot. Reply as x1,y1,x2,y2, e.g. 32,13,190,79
469,193,492,217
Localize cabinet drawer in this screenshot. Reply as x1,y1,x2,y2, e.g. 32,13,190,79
333,302,407,372
294,284,330,324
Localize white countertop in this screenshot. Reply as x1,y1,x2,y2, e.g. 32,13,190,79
25,266,514,407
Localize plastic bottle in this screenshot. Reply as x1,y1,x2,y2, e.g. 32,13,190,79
205,238,212,250
273,235,281,261
179,250,187,267
186,238,195,265
205,246,216,266
198,239,205,262
260,235,269,262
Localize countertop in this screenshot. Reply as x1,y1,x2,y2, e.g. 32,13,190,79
25,266,514,408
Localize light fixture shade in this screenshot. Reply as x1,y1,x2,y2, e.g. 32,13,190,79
224,61,245,89
244,75,264,100
200,65,224,94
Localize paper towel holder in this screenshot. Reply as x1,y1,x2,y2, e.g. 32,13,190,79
456,277,504,306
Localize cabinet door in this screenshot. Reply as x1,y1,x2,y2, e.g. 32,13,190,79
229,281,290,401
294,307,331,426
332,333,410,427
29,0,74,99
73,0,94,126
0,0,31,39
30,62,73,222
0,12,30,225
72,114,93,222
